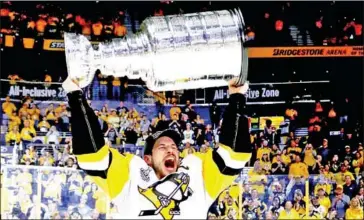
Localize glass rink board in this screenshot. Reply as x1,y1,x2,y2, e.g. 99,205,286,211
1,165,346,219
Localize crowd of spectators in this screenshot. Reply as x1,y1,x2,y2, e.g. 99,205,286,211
0,1,362,47
206,99,363,219
0,1,129,41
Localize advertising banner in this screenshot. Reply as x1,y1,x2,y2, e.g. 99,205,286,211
206,84,282,103
43,39,100,51
248,46,363,58
205,81,332,103
1,81,67,101
1,35,362,58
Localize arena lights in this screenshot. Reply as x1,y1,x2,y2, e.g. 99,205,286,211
64,9,249,91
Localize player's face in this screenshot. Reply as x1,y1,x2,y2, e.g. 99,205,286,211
151,136,179,179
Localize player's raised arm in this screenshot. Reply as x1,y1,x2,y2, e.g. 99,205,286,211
218,79,252,170
62,77,133,199
192,79,252,200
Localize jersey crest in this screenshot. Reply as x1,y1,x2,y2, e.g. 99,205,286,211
138,172,193,219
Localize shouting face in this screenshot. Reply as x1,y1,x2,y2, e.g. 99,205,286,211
146,136,179,179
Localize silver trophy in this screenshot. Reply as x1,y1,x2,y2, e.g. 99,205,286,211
64,9,249,91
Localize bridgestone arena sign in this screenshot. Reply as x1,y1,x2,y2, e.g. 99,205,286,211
248,46,363,58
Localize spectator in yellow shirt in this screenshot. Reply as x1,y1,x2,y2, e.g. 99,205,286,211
358,145,363,157
38,117,51,132
130,107,140,120
45,109,57,124
2,96,16,117
5,125,21,145
38,151,54,166
112,76,121,100
180,143,196,158
25,114,35,128
8,74,20,85
200,144,212,154
27,104,41,126
15,169,33,195
45,103,54,115
256,140,271,160
321,164,335,182
314,178,332,196
287,140,302,158
248,161,268,196
169,102,181,119
260,153,272,174
334,164,355,186
289,154,309,178
278,201,300,219
8,111,21,131
220,194,239,219
93,188,108,218
21,149,36,164
280,149,292,165
345,198,363,220
18,103,29,119
107,109,120,129
54,103,65,114
352,152,364,177
303,143,316,168
317,188,331,214
292,189,306,216
44,74,52,87
20,120,36,148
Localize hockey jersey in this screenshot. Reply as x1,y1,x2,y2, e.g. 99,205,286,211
77,144,251,219
65,89,252,219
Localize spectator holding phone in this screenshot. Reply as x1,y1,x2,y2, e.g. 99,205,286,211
331,185,350,219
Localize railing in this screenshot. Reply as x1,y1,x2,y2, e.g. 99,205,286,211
1,143,145,166
1,164,356,219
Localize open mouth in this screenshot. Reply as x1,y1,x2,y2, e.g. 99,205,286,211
164,157,176,171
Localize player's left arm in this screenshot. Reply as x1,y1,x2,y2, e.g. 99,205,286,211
195,80,252,201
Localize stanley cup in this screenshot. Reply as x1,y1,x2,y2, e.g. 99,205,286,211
64,9,249,92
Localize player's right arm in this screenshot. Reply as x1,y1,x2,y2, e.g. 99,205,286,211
64,77,133,199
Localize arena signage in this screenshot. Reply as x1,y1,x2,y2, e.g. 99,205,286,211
0,145,11,153
3,82,67,101
248,46,363,58
43,39,99,51
2,35,362,57
1,146,14,165
207,84,282,103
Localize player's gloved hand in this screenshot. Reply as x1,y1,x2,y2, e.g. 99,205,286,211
228,77,249,95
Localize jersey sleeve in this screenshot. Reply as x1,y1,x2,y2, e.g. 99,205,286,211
195,93,252,200
67,90,133,199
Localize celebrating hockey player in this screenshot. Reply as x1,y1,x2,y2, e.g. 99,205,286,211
62,76,252,219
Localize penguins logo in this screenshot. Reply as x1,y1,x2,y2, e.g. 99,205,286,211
138,172,193,219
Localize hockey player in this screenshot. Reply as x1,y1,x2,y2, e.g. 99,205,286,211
62,77,252,219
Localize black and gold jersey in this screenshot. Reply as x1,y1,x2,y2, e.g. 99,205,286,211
67,90,252,219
